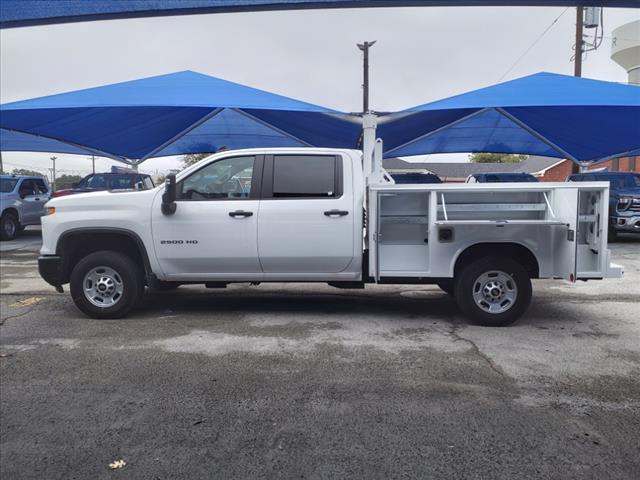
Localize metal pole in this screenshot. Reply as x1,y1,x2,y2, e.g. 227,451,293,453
50,156,57,191
574,6,583,77
0,151,3,173
92,155,95,174
357,41,376,114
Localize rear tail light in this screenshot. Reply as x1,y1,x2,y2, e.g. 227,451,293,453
52,190,72,198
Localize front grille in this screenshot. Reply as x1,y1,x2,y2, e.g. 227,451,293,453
630,199,640,212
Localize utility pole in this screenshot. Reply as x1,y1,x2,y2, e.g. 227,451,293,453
573,6,584,173
50,156,57,191
91,155,95,174
574,6,583,77
357,40,376,114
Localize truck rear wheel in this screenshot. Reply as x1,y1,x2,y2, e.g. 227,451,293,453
70,250,144,319
454,256,531,327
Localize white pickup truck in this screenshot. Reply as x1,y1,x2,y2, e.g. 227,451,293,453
38,145,623,326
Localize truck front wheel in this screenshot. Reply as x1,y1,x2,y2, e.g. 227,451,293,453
70,250,144,319
454,257,532,327
1,212,19,241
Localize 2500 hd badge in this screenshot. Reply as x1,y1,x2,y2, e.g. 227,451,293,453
160,240,198,245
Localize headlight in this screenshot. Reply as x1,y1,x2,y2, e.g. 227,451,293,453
47,207,56,215
617,197,632,212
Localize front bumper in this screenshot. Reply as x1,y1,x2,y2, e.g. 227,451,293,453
610,215,640,233
38,255,64,292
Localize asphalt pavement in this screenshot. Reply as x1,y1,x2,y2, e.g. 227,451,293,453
1,231,639,479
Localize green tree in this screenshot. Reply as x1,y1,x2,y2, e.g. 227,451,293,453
11,167,46,176
181,153,212,170
469,153,529,163
55,174,83,190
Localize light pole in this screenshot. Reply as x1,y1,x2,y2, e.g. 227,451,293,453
91,155,95,174
50,156,57,191
357,40,376,114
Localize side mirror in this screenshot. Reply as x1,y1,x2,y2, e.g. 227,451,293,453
161,174,177,215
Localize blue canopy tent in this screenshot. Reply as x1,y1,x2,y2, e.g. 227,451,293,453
0,70,361,165
379,72,640,165
2,1,635,29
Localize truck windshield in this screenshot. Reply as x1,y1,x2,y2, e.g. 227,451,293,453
78,174,134,189
0,178,19,193
484,174,538,182
590,174,640,189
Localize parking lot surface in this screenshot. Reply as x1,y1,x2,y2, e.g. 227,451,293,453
1,233,639,479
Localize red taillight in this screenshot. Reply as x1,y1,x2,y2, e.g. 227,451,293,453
52,190,72,198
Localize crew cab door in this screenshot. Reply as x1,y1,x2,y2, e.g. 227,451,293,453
151,155,263,279
257,154,355,274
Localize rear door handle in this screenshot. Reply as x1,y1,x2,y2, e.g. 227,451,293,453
324,210,349,217
229,210,253,218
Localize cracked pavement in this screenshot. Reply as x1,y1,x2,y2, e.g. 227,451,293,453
1,232,639,479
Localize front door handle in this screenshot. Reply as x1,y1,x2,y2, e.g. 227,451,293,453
229,210,253,218
324,209,349,217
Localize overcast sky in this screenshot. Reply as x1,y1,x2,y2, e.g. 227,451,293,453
1,6,638,176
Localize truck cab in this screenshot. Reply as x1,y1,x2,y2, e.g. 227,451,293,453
38,148,622,327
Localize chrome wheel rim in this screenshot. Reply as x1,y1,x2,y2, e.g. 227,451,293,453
472,270,517,314
83,266,124,308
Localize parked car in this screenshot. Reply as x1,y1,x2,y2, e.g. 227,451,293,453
466,172,539,183
52,167,154,198
1,174,50,240
390,172,442,184
568,171,640,240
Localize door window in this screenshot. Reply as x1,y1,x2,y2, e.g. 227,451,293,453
19,180,35,196
178,156,255,200
271,155,340,198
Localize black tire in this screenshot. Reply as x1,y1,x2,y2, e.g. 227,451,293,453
454,256,532,327
608,227,618,243
1,212,19,241
436,279,455,296
70,250,144,319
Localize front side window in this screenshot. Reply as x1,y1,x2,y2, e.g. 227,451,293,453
179,156,255,200
19,180,35,196
272,155,338,198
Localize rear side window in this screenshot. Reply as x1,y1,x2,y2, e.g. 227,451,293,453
272,155,340,198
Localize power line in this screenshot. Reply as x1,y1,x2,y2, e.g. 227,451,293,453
498,7,570,82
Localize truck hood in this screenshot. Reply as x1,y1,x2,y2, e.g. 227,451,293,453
614,187,640,197
47,187,157,207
